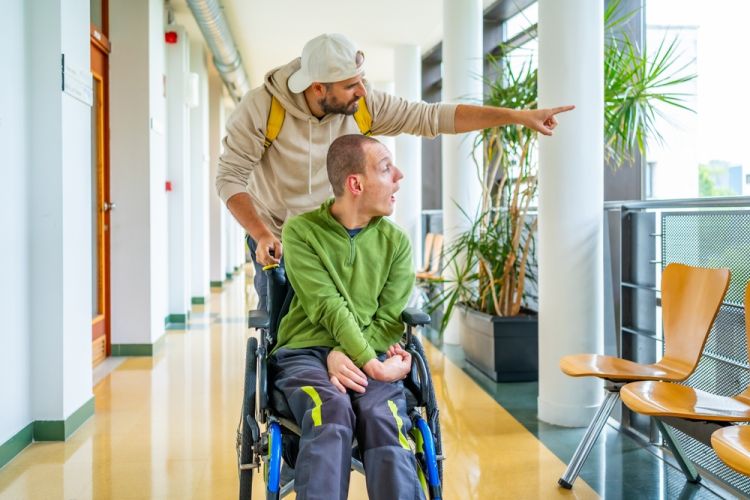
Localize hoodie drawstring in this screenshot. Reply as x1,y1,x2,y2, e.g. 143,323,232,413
308,120,312,195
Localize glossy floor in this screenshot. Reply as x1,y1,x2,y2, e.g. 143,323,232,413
0,268,716,499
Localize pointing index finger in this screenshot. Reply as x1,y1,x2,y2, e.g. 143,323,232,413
552,105,575,115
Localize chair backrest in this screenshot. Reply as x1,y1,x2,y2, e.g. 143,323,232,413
429,234,444,276
661,263,730,378
419,233,435,273
736,284,750,400
265,266,295,346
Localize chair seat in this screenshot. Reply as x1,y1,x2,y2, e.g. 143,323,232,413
621,381,750,421
559,354,685,382
712,426,750,475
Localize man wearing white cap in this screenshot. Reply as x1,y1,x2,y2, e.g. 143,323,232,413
216,33,572,310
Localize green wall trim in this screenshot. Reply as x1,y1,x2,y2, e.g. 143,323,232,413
0,422,33,469
166,313,188,324
191,296,205,305
111,333,165,357
34,396,95,442
210,280,223,288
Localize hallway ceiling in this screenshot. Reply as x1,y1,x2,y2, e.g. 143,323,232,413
173,0,495,89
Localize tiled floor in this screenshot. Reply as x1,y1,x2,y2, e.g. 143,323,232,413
0,266,735,499
436,342,738,500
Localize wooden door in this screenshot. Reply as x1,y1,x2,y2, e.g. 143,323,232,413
91,22,111,367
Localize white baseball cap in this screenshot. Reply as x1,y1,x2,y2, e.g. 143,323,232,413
288,33,365,94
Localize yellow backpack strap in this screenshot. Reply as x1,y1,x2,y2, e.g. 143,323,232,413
353,97,373,136
264,95,285,150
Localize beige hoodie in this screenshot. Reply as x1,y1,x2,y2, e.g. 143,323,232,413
216,58,457,239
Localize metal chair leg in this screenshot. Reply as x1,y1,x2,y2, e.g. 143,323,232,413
654,418,701,483
558,390,620,489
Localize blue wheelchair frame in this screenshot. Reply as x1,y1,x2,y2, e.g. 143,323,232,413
238,265,444,499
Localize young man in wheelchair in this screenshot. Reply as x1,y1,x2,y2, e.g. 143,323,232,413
270,134,424,499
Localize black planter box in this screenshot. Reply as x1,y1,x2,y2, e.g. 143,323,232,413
458,305,538,382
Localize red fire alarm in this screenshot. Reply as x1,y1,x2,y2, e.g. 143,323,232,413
165,31,178,44
165,181,173,192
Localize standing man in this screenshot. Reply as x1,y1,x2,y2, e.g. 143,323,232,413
216,33,572,309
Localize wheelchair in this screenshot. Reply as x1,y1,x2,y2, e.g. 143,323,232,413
237,264,444,499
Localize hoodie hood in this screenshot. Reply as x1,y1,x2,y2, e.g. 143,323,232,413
264,58,315,121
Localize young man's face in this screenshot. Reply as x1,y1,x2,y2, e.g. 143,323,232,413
319,75,367,115
360,143,403,217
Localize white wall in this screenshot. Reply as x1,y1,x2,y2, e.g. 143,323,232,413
189,42,210,302
148,0,168,338
27,0,93,421
110,0,167,344
60,0,95,417
166,25,192,318
0,0,31,443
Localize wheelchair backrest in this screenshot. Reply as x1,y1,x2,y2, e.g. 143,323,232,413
266,266,296,347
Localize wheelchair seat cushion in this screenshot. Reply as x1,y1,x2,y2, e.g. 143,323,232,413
271,387,295,420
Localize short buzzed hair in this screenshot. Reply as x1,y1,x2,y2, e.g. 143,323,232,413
326,134,381,196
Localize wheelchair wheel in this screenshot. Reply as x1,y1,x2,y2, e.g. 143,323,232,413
239,337,258,500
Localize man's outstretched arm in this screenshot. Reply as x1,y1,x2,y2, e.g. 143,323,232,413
454,104,575,136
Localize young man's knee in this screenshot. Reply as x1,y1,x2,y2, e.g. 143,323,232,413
356,397,412,450
298,385,356,429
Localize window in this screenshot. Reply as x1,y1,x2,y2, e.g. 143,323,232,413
645,0,750,199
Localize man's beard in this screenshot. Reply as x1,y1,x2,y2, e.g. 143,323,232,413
320,95,359,116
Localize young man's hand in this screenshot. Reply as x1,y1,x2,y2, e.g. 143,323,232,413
327,350,368,394
363,345,412,382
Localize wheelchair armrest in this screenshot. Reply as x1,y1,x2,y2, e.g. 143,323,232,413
248,310,270,330
402,308,430,327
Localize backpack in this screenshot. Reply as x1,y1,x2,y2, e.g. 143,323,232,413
263,96,373,151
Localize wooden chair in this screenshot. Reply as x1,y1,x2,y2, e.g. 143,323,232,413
621,282,750,484
557,263,731,489
418,233,435,275
416,233,444,281
712,426,750,476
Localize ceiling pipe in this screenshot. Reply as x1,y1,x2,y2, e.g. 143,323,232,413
186,0,251,102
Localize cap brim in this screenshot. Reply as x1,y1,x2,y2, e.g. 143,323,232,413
288,69,311,94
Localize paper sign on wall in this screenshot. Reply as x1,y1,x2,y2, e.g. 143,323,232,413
61,54,93,107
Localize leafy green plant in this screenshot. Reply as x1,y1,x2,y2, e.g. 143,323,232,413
604,1,696,166
429,0,696,333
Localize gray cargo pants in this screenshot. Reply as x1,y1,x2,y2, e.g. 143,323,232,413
271,347,425,500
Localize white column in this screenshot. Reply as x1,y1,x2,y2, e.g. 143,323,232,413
208,62,227,287
27,0,93,422
372,81,396,163
189,41,210,304
394,45,423,266
441,0,483,344
166,25,192,321
220,95,240,280
226,218,238,277
538,0,604,427
110,0,168,346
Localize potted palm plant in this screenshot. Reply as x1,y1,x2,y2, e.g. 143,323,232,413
429,1,696,382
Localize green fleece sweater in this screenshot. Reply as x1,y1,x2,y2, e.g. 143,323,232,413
273,199,415,367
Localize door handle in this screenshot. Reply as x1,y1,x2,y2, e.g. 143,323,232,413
103,201,117,212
